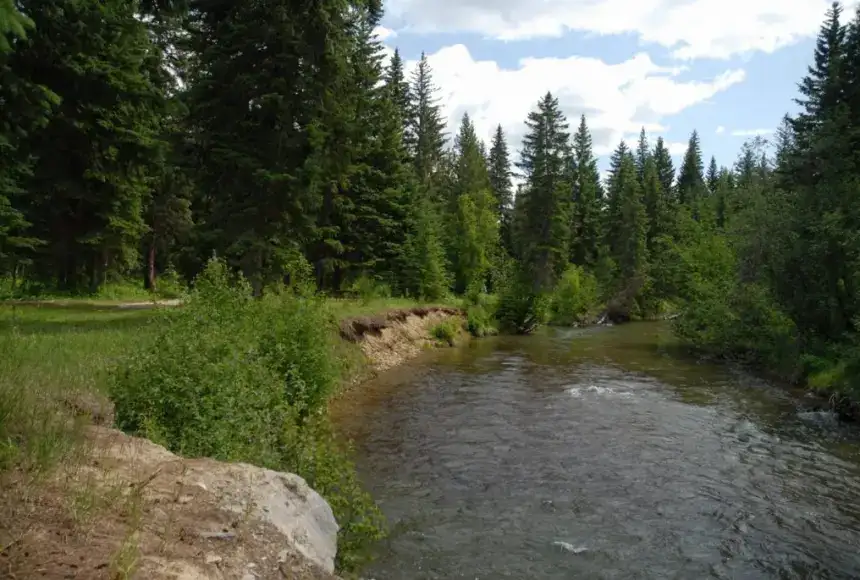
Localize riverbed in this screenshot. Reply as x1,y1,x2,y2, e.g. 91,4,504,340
331,323,860,579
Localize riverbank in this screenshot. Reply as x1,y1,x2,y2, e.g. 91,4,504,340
0,276,466,578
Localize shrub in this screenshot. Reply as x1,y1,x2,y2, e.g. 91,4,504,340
348,274,392,304
549,265,599,326
110,258,384,571
430,319,460,346
464,292,498,337
496,267,550,334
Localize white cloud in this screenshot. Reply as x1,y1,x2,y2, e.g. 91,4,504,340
716,125,726,134
404,44,744,158
385,0,845,60
373,25,397,41
730,128,773,137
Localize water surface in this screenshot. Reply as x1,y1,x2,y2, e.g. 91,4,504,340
332,323,860,579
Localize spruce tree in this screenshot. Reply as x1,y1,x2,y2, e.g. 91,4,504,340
570,115,603,268
515,92,572,291
0,0,31,52
337,11,414,288
677,130,707,209
384,48,411,128
706,156,719,194
406,53,447,191
635,127,650,183
488,124,514,254
8,0,164,291
652,137,676,202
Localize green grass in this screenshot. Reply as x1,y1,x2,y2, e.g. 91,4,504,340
327,296,458,320
0,304,162,475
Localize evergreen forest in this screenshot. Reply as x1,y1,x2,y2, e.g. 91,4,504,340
3,1,860,407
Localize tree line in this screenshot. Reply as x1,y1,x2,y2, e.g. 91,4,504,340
3,1,860,399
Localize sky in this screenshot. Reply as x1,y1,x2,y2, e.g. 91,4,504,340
372,0,855,174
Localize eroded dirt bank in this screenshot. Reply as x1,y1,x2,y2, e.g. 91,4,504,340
339,306,465,373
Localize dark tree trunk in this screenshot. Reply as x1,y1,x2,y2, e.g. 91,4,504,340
145,241,157,291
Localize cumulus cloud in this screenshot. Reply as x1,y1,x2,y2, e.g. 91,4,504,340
403,45,744,157
385,0,846,60
373,25,397,41
730,128,773,136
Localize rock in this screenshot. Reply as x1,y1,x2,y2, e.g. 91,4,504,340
5,426,341,580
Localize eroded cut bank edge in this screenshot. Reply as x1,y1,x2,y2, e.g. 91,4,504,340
338,305,467,378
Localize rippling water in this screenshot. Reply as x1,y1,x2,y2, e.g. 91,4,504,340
331,323,860,579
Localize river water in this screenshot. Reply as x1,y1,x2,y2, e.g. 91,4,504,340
331,323,860,579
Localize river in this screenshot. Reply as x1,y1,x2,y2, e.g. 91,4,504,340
331,323,860,579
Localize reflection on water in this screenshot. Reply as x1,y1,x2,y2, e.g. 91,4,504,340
332,323,860,579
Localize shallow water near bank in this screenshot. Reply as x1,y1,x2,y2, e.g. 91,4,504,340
332,323,860,579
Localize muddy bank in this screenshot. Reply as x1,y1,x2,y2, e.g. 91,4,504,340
339,306,465,374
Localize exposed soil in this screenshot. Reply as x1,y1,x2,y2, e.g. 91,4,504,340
339,306,465,373
0,428,338,580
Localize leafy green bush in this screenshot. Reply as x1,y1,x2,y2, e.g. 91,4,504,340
466,298,498,337
110,257,384,571
495,267,550,334
549,265,599,326
348,274,392,304
674,282,799,373
430,319,460,346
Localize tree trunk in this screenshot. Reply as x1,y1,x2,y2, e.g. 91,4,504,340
145,241,157,291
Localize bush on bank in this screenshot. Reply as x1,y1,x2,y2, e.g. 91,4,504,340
110,258,384,572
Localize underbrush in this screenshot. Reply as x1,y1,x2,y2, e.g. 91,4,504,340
110,258,385,572
430,319,461,346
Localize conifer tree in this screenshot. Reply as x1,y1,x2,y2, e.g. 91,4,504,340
677,130,707,209
0,0,31,52
384,48,410,128
635,127,650,183
488,124,514,254
652,137,676,202
515,93,572,290
406,53,447,191
706,156,719,193
8,0,164,291
570,115,603,268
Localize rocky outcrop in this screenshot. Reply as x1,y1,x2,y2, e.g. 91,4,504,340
3,427,339,580
340,306,465,373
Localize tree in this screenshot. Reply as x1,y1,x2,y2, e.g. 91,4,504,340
488,124,514,254
635,127,650,182
677,130,707,210
384,48,410,128
515,92,572,291
570,115,603,268
406,52,447,191
450,113,497,292
653,137,676,202
0,0,32,52
8,0,165,291
706,156,719,194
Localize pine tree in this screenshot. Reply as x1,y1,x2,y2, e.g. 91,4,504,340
642,155,670,249
488,124,514,254
337,12,414,288
677,130,706,209
652,137,676,202
0,0,32,52
8,0,164,291
635,127,650,183
706,156,719,194
384,48,410,128
570,115,603,268
515,92,571,291
406,53,447,191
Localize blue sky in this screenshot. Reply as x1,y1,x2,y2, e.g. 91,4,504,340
374,0,848,173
